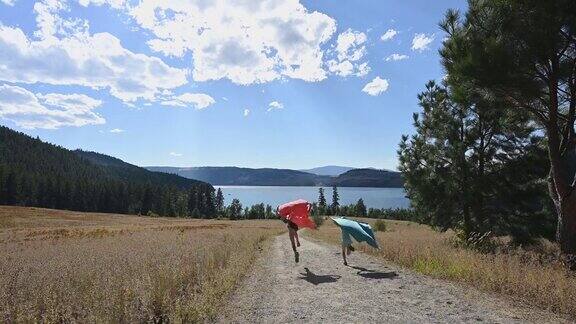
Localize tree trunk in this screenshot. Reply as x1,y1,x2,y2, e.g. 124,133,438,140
556,191,576,269
550,148,576,269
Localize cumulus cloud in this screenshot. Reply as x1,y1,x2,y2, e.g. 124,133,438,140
1,0,16,6
380,29,398,41
126,0,337,84
243,109,250,117
78,0,125,9
335,29,367,61
327,29,370,77
0,0,188,103
110,128,125,133
385,53,409,61
268,101,284,111
362,77,389,96
160,93,216,110
411,33,434,51
0,84,104,129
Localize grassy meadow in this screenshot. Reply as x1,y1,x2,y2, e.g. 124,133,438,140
0,206,283,323
306,218,576,319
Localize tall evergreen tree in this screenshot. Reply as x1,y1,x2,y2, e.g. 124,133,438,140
331,186,340,215
215,188,224,214
399,80,552,242
228,198,243,220
355,198,367,217
317,187,327,215
438,0,576,259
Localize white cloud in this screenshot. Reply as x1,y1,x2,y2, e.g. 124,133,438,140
335,29,367,62
110,128,125,133
0,84,104,129
243,109,250,117
78,0,125,9
362,77,389,96
126,0,336,85
327,60,353,77
268,101,284,111
327,28,370,77
385,53,409,61
1,0,16,6
380,29,398,41
0,1,188,103
411,33,434,51
169,152,182,157
160,93,215,110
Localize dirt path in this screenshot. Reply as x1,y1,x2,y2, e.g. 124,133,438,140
218,236,569,323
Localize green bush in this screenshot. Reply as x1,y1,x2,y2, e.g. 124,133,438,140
374,219,387,232
312,213,324,227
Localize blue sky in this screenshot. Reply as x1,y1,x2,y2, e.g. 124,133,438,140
0,0,467,170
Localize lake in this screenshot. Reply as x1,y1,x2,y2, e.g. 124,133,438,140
215,186,409,209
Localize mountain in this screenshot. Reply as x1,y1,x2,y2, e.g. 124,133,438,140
147,166,404,188
330,168,404,187
299,166,354,176
146,166,330,186
0,126,213,216
75,150,205,190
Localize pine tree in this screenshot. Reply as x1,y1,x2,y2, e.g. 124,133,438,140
265,205,273,219
215,188,224,214
331,186,340,215
318,187,327,213
398,80,551,242
436,1,574,253
355,198,367,217
228,198,242,220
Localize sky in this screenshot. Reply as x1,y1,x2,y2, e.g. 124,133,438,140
0,0,467,170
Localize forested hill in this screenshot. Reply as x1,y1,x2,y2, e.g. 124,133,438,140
147,166,404,188
147,166,324,186
331,169,404,187
0,126,214,217
75,150,205,190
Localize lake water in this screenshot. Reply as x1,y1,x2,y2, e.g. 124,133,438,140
215,186,409,209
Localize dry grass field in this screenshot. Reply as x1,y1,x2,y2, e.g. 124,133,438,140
306,218,576,319
0,206,283,323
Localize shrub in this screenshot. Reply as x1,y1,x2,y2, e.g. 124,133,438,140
312,213,324,227
373,219,387,232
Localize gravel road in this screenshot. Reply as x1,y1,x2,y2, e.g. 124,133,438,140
218,236,570,323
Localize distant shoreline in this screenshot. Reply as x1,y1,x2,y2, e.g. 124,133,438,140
213,185,405,189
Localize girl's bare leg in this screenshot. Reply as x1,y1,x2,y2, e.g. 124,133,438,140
295,231,301,247
289,228,299,262
342,246,348,265
288,228,297,252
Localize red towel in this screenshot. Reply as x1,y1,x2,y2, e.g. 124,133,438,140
278,199,316,229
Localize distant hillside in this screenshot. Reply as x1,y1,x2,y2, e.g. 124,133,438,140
330,168,404,187
75,151,205,190
147,166,330,186
147,166,404,188
299,165,354,176
0,126,213,216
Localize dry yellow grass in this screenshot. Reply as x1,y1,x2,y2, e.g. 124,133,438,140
306,218,576,319
0,206,283,322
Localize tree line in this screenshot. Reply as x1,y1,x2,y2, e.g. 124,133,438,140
398,0,576,264
0,126,216,217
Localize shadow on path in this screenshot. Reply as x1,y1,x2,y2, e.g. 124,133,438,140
298,268,341,285
350,265,398,280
